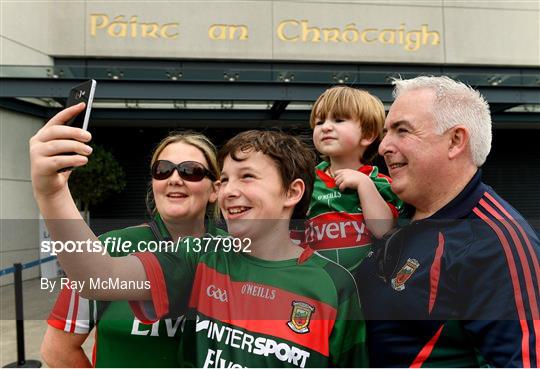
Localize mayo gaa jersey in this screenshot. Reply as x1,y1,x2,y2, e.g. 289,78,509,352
304,162,403,272
47,214,226,367
131,242,367,368
357,170,540,367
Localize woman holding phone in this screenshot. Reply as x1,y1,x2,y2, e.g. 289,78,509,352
40,129,225,367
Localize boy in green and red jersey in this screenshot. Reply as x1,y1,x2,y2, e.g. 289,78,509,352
305,86,404,272
131,131,367,367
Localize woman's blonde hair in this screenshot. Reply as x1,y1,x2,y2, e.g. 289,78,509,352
146,131,220,220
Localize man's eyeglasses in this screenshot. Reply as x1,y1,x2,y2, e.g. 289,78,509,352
151,160,216,182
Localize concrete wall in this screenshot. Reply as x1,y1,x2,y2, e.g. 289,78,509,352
0,109,44,286
0,0,53,65
0,0,53,285
1,1,537,65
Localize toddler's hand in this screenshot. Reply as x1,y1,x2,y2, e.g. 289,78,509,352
333,169,369,192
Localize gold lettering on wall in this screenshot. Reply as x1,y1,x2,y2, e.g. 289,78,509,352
161,23,179,38
88,13,440,52
301,20,321,42
361,28,377,43
90,14,108,36
208,24,249,40
322,28,340,42
275,20,440,51
421,25,440,47
277,20,299,41
90,14,179,39
140,23,159,38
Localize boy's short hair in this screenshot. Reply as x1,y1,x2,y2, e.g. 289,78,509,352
310,86,386,163
218,130,316,220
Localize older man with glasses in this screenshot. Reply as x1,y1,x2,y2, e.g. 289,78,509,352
357,76,540,368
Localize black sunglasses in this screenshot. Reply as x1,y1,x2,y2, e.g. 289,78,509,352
151,160,216,182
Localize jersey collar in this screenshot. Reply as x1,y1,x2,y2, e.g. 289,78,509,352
298,246,315,264
154,213,173,241
315,161,374,188
427,169,486,220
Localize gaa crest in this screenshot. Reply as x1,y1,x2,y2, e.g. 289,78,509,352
391,258,420,291
287,301,315,334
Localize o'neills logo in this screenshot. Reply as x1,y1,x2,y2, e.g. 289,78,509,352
240,283,276,300
317,191,341,201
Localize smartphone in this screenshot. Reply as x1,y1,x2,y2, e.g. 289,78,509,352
65,79,97,130
57,80,97,172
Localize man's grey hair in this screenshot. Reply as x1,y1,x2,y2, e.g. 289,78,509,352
392,76,492,167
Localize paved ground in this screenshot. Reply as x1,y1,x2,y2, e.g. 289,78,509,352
0,277,94,367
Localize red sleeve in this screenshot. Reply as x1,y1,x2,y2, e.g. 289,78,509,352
129,252,169,324
47,286,94,334
387,203,399,218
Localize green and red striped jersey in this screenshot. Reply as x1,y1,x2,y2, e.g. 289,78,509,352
131,241,367,367
304,162,403,272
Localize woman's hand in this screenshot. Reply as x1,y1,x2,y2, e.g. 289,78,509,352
29,103,93,199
